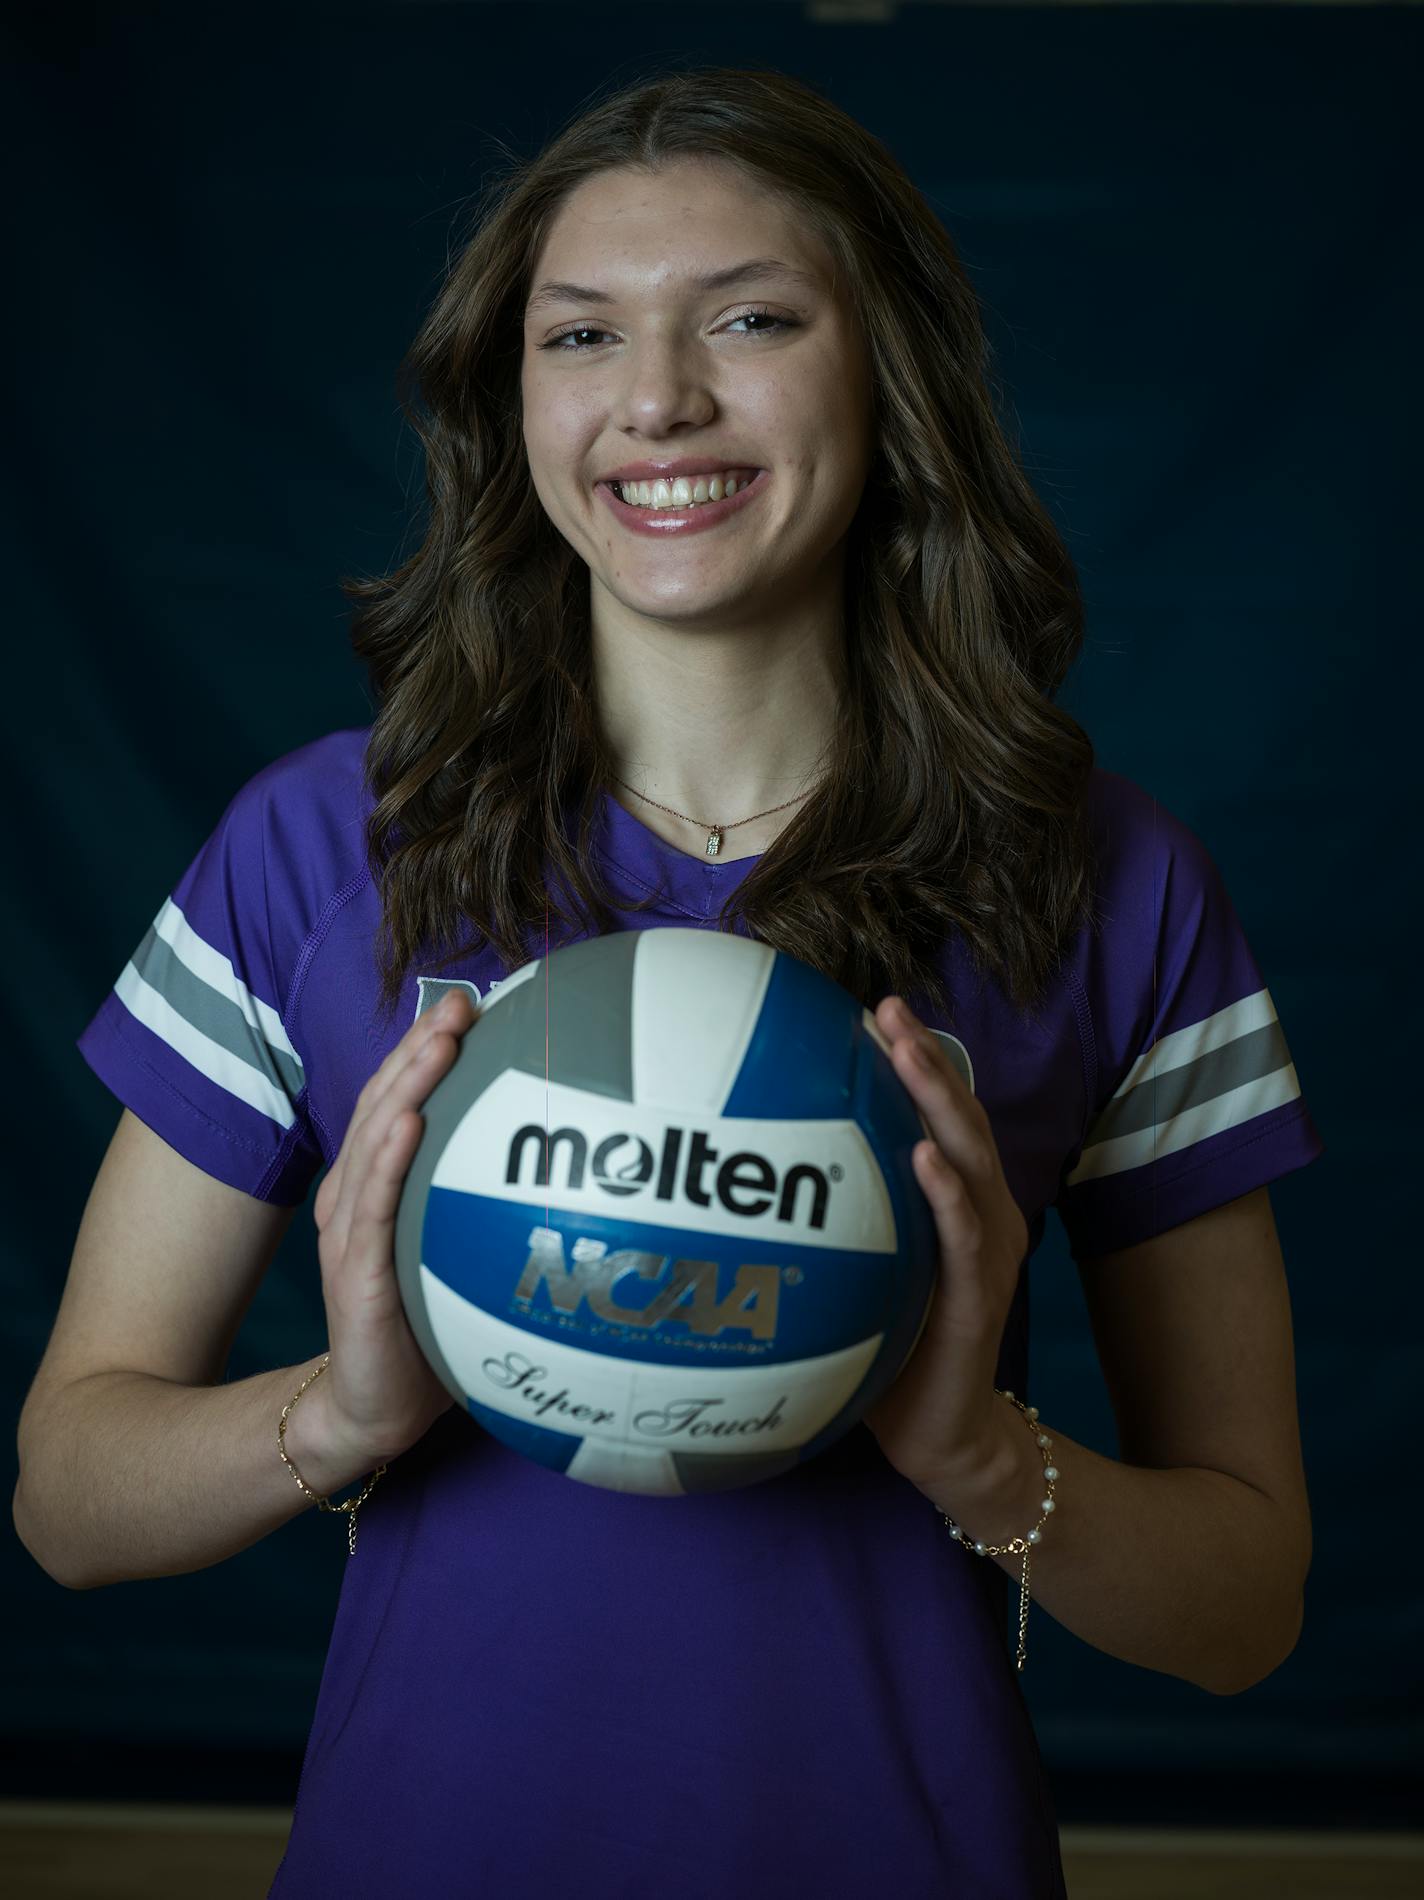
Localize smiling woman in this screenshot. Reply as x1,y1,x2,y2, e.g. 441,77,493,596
45,57,1326,1900
342,64,1097,1036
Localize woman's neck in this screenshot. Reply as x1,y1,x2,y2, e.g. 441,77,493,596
589,583,848,838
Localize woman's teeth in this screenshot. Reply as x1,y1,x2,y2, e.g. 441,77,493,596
610,469,758,509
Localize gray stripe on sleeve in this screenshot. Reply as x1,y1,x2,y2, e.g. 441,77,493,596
130,921,307,1103
1087,1018,1295,1149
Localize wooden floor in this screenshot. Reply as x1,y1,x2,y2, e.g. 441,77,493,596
0,1804,1420,1897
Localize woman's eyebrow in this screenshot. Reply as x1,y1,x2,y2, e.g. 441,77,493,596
525,258,820,316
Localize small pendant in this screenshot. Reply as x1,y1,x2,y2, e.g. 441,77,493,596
706,828,723,857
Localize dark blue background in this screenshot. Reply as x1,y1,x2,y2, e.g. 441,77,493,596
5,1,1416,1827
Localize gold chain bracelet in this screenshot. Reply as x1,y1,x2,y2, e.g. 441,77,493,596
938,1389,1058,1674
276,1353,387,1557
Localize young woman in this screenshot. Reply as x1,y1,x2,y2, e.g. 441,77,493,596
19,66,1321,1899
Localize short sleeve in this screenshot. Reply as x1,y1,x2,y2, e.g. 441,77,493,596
1054,785,1325,1264
75,763,326,1206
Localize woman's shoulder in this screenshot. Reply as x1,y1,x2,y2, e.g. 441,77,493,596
204,726,376,922
1083,763,1220,893
239,724,373,809
224,725,374,840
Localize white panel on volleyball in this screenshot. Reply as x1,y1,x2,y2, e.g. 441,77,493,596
633,929,776,1114
421,1264,882,1496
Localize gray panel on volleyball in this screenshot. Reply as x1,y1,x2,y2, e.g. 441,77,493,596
393,933,642,1412
671,1447,804,1491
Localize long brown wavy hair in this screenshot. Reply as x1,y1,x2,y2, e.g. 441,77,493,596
342,64,1101,1036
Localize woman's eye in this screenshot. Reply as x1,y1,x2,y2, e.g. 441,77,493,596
724,309,796,340
542,309,798,352
544,326,614,352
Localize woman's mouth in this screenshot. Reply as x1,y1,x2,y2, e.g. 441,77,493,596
596,467,770,536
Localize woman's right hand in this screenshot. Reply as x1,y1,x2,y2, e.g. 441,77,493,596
311,988,479,1465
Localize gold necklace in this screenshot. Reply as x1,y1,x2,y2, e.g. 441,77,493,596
608,773,822,858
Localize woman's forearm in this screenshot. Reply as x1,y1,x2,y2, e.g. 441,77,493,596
14,1361,378,1590
918,1402,1307,1695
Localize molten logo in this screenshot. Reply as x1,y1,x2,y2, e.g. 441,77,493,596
505,1121,831,1230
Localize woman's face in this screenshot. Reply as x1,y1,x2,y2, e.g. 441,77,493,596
520,158,875,630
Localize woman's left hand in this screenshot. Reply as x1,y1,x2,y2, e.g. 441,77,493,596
859,996,1031,1496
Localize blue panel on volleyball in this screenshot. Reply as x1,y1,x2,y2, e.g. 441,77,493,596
422,1187,899,1366
721,949,859,1121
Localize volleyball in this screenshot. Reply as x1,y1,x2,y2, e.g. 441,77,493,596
392,927,942,1496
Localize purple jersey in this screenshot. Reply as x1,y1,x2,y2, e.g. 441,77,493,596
76,727,1324,1898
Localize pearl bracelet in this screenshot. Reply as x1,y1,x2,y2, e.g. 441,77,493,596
937,1388,1058,1673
